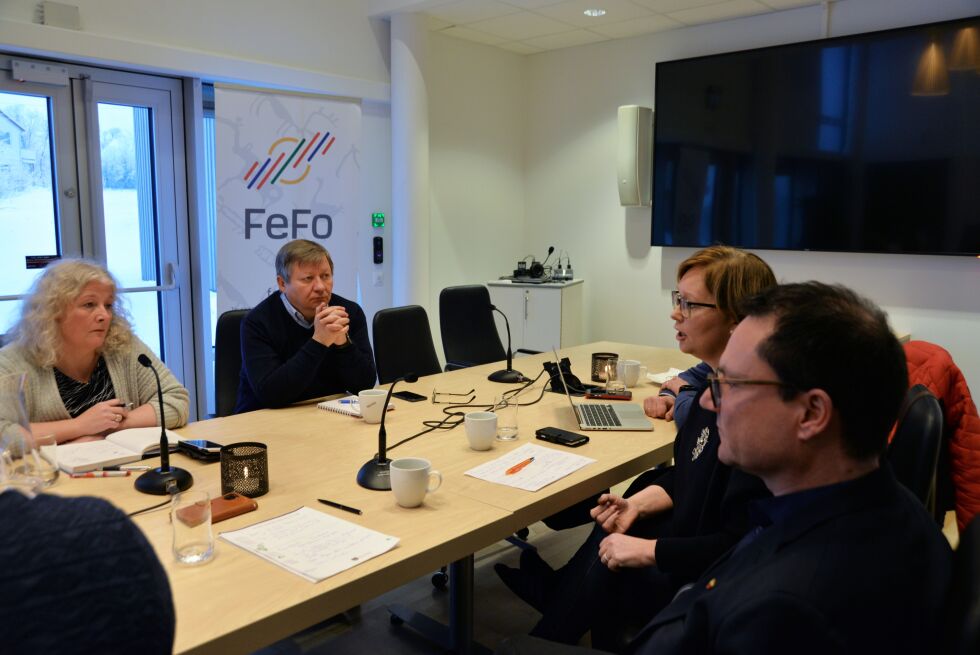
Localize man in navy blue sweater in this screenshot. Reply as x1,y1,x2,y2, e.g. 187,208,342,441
235,239,376,413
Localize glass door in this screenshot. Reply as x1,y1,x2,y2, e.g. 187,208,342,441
0,78,81,336
1,58,194,403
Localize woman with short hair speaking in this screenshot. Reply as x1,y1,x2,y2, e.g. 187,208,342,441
0,259,188,444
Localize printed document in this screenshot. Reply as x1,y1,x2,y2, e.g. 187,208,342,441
219,507,399,582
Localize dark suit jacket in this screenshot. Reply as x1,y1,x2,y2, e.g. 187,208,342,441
630,465,951,655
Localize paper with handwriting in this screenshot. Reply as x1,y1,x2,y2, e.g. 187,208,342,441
219,507,398,582
464,443,595,492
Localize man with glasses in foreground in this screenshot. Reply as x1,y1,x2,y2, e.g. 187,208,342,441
500,282,951,654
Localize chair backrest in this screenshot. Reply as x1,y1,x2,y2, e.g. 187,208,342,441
887,384,943,512
439,285,506,369
214,309,249,417
372,305,442,385
946,514,980,655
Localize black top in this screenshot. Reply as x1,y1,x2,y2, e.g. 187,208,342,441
633,465,953,655
235,292,377,413
54,356,116,417
0,491,175,653
644,389,770,581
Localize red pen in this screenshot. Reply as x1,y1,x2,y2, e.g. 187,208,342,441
505,457,535,475
70,471,131,478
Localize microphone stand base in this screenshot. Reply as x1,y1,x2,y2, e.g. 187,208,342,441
357,457,392,490
135,467,194,495
488,368,526,384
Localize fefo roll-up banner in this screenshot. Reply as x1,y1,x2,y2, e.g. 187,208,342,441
214,85,361,315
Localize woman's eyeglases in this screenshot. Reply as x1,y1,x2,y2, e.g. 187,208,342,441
707,373,793,406
671,290,717,318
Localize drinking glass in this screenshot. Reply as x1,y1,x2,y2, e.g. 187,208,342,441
31,433,59,487
0,373,44,495
495,394,520,441
172,490,215,565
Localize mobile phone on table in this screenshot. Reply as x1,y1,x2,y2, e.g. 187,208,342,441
392,390,427,402
585,391,633,401
536,426,590,447
210,492,258,523
177,439,223,461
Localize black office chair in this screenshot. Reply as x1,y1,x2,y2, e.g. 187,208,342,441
945,514,980,655
439,285,537,371
214,309,249,417
372,305,442,385
886,384,943,513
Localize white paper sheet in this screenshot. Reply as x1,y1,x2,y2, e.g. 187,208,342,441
219,507,399,582
647,367,684,385
464,443,595,492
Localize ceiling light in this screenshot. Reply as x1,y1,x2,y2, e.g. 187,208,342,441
583,9,606,18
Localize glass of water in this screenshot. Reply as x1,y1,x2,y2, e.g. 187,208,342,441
495,394,520,441
32,433,59,487
171,490,214,565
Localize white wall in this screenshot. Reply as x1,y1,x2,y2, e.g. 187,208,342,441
523,0,980,392
426,32,527,357
0,0,395,326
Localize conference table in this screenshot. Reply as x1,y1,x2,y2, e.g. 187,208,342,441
52,341,696,654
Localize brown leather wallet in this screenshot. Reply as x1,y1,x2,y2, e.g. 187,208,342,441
211,492,258,523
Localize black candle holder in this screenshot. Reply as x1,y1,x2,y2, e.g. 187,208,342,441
220,442,269,498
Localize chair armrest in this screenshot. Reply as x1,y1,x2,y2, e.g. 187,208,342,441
444,361,472,371
516,348,542,356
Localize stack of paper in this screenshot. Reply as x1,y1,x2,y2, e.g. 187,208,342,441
647,367,684,385
219,507,399,582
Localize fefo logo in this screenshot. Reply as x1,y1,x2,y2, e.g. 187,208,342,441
243,131,336,190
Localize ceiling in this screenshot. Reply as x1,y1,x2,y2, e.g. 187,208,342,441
370,0,828,54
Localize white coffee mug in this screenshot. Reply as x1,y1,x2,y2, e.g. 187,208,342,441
390,457,442,508
617,359,642,388
358,389,389,424
464,411,497,451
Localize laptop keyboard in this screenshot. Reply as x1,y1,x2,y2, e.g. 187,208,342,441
579,403,622,427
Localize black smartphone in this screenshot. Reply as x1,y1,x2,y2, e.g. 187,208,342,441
535,426,590,447
178,439,223,461
392,390,427,402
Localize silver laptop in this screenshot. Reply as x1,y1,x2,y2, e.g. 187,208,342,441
553,350,653,431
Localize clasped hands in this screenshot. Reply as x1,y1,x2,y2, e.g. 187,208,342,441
592,493,658,571
73,399,132,441
311,303,350,347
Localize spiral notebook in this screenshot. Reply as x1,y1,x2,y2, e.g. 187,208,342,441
316,395,393,418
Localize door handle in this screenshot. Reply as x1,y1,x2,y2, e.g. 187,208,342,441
117,262,178,293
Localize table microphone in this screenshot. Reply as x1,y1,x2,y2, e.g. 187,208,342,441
488,305,526,384
134,353,193,496
357,373,418,491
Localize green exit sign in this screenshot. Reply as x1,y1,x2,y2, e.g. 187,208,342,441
371,212,385,228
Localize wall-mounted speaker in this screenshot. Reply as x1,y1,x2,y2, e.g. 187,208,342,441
617,105,653,207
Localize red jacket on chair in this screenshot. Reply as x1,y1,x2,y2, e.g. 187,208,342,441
903,340,980,530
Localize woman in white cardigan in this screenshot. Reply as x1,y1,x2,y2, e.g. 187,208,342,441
0,259,188,444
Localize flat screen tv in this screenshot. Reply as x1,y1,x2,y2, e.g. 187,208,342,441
651,16,980,256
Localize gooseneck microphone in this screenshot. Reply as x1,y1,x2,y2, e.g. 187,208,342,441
488,305,526,384
357,373,419,490
134,354,193,496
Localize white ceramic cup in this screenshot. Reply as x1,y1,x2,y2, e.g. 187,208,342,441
390,457,442,508
617,359,642,388
358,389,389,424
464,411,497,450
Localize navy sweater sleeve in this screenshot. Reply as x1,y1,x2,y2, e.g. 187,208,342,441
237,293,376,411
654,469,769,580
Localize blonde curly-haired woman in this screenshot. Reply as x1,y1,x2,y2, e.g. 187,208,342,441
0,259,188,444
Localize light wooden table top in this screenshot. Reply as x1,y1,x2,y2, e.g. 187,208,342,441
50,341,696,654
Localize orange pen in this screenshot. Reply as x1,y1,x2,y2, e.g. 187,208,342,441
505,457,535,475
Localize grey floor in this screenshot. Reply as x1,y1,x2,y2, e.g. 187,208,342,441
254,520,594,654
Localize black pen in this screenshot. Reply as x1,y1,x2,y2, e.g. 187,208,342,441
318,498,363,515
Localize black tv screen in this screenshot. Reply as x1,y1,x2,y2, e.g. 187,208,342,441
651,17,980,256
